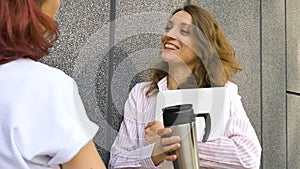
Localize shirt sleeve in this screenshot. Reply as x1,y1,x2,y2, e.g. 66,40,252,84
48,79,99,165
5,64,99,167
109,84,159,169
197,83,261,169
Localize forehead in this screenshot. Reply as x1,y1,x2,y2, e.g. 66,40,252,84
169,10,193,25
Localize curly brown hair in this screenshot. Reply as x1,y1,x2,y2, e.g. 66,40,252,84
146,3,242,95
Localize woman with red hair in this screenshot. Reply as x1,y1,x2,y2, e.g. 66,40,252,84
0,0,106,168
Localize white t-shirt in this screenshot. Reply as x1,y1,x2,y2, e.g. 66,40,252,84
0,58,99,169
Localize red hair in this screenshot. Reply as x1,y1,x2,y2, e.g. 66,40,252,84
0,0,59,64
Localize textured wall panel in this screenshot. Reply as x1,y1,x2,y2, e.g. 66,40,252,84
262,0,286,168
287,95,300,169
43,0,112,165
287,0,300,93
287,1,300,168
193,0,261,140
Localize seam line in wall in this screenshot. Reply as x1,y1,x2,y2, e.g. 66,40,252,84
284,0,288,168
107,0,116,154
259,0,263,168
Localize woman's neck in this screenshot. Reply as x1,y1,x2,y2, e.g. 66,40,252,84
167,64,194,90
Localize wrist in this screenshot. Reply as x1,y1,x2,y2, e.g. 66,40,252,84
151,154,165,166
151,143,165,166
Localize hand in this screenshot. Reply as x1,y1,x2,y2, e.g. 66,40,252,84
145,121,164,145
151,128,181,166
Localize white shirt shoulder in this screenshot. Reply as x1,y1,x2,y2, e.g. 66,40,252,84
0,58,98,168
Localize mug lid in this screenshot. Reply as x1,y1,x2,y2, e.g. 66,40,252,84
163,104,195,126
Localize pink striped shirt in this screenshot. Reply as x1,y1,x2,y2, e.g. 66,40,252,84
109,77,261,169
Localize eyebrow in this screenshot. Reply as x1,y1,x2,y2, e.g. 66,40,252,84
168,20,191,27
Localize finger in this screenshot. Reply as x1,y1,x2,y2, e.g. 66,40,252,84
145,121,156,129
145,133,158,139
145,135,161,145
145,127,154,134
145,133,154,139
161,136,181,146
163,143,180,153
157,128,172,137
165,154,178,161
145,128,159,138
155,121,163,127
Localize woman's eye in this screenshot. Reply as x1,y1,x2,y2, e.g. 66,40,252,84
180,29,190,35
164,26,171,32
165,21,173,32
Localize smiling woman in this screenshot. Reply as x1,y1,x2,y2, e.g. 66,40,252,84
109,2,261,169
0,0,106,168
161,11,198,70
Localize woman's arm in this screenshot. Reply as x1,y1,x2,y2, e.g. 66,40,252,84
109,83,159,169
109,118,157,169
61,140,106,169
198,84,261,169
109,83,181,168
198,117,261,168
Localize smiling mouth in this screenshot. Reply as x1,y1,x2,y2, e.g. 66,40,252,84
164,43,179,50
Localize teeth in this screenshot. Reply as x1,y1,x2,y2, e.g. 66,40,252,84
165,44,178,50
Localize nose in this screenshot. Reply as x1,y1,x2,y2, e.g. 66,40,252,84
164,27,178,40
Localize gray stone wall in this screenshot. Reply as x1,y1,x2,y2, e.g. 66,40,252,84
43,0,299,168
287,0,300,168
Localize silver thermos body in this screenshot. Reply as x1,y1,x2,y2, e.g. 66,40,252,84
163,104,211,169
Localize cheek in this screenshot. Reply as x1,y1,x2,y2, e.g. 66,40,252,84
56,0,61,10
41,1,60,18
181,38,195,50
180,47,198,62
161,35,166,44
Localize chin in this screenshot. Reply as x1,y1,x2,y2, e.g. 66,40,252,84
161,51,177,62
161,52,186,65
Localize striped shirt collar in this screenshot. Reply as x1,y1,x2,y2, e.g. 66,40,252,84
157,76,168,91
